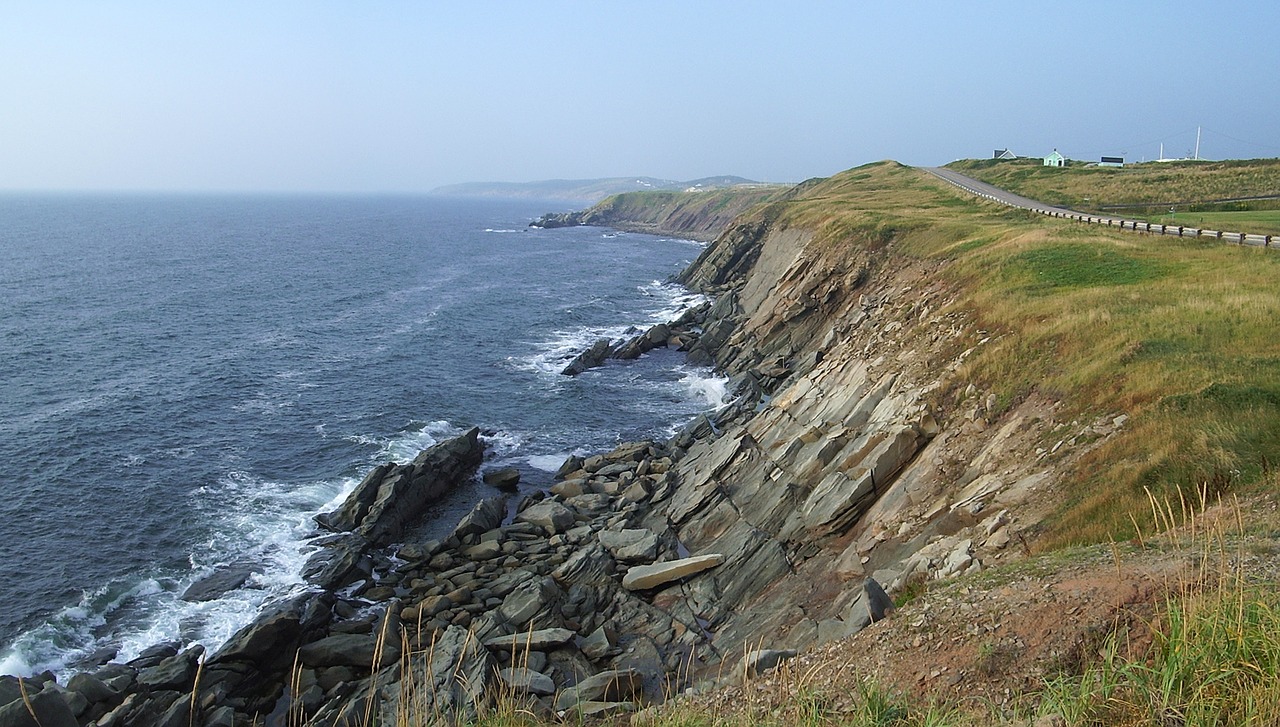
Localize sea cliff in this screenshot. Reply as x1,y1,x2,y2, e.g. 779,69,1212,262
0,161,1192,724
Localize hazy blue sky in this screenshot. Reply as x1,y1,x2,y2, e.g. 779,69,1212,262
2,1,1277,193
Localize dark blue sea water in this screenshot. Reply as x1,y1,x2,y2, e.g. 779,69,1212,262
0,194,723,676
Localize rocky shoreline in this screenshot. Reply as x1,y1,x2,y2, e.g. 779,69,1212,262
0,283,769,726
2,169,1098,725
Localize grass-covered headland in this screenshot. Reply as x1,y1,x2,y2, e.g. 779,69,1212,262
411,158,1280,725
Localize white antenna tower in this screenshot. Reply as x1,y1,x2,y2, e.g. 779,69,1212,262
1194,126,1202,160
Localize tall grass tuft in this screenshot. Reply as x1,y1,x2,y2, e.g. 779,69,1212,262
1038,494,1280,726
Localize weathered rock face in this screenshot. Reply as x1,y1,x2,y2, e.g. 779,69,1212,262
316,428,485,545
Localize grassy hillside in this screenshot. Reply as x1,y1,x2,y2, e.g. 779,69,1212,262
948,157,1280,213
729,161,1280,547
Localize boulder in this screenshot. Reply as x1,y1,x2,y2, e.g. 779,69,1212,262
483,628,575,651
136,645,204,691
621,554,725,591
211,592,320,666
181,564,257,602
301,535,371,590
482,467,521,491
742,649,798,678
315,429,485,546
496,667,555,696
597,529,660,564
65,673,118,705
515,500,575,536
298,633,398,669
498,577,561,627
453,496,506,540
0,687,78,727
554,668,643,711
561,339,613,376
864,578,895,622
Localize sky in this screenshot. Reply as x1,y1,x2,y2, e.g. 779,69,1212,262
2,1,1277,193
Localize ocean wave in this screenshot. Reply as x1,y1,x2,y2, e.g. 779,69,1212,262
677,366,731,409
638,280,709,322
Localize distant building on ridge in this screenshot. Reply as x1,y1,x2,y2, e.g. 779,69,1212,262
1044,149,1066,167
1099,156,1125,167
993,149,1017,160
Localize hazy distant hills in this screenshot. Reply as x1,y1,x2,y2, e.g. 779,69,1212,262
429,176,762,205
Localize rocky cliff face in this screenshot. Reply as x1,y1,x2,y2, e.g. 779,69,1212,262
12,166,1126,725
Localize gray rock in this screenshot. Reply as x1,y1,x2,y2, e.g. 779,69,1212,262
498,577,561,627
496,667,554,696
516,500,575,535
0,687,78,727
298,633,398,669
483,628,575,651
551,543,616,587
315,429,485,546
210,593,312,666
205,705,236,727
580,626,614,661
864,578,894,622
181,564,258,602
621,554,724,590
742,649,798,677
136,645,204,691
65,673,118,705
482,467,521,491
561,338,613,376
554,668,643,711
453,496,507,539
381,625,494,724
555,455,584,479
597,529,660,564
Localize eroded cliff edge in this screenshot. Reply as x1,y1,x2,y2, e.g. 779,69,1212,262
11,162,1137,726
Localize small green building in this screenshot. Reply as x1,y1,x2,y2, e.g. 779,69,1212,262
1044,149,1066,167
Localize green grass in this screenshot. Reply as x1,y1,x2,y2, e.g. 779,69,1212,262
1008,243,1165,291
947,157,1280,212
1138,210,1280,236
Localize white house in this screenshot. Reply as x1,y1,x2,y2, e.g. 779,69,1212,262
1044,149,1066,167
993,149,1017,160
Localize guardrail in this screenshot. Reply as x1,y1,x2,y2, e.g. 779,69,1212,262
929,171,1276,250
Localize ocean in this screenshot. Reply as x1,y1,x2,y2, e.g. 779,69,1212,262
0,194,724,677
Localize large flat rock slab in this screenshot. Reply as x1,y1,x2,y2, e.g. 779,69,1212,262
621,554,725,590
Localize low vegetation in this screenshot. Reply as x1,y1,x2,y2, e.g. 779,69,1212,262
947,157,1280,214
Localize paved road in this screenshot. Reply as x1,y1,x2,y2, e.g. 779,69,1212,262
924,167,1276,249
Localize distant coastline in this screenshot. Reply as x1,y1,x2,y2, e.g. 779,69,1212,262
430,175,765,205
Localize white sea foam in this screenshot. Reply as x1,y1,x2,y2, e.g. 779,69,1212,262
638,280,709,322
483,228,523,234
511,324,634,377
677,367,730,409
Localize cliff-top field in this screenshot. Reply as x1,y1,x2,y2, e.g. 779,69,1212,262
947,156,1280,213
